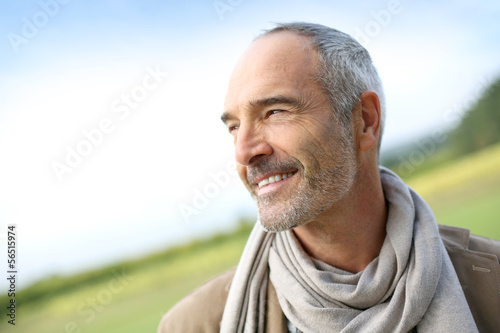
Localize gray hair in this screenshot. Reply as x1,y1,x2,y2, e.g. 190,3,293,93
258,22,386,152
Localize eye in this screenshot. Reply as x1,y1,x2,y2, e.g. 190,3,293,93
266,109,285,118
228,124,239,134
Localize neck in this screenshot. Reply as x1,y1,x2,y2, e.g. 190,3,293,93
292,166,387,273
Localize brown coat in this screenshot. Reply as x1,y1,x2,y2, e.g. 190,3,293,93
158,225,500,332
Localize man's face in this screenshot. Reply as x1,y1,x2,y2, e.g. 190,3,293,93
222,32,358,232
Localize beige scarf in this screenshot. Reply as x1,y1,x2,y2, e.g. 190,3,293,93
220,167,477,332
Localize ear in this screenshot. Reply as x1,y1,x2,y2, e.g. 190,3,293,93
357,91,381,152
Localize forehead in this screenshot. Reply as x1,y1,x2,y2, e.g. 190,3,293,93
224,32,320,114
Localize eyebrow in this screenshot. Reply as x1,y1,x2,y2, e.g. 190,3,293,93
220,95,305,124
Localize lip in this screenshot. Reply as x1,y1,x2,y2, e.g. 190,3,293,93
256,171,296,196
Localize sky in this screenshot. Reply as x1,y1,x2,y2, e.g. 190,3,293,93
1,0,499,288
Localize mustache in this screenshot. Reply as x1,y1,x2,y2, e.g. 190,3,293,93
247,157,302,184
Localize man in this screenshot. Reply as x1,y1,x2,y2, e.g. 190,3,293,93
158,22,500,332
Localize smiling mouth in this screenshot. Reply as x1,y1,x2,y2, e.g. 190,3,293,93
257,171,297,188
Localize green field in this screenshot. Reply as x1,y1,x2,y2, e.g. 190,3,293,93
2,144,500,332
405,142,500,240
0,224,253,333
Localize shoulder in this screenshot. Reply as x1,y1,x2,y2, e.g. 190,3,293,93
438,224,500,260
157,267,236,333
438,224,500,332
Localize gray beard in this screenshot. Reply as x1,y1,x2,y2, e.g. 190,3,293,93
256,150,357,232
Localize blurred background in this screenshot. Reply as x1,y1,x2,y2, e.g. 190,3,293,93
1,0,499,331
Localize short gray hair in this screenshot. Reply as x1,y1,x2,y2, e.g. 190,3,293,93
258,22,386,152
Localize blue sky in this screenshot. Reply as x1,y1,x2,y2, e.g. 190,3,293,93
1,0,499,287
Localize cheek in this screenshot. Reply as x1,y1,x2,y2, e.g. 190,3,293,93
272,121,324,152
236,165,249,187
282,122,342,173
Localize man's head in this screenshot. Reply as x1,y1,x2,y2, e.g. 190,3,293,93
221,22,384,232
262,22,386,148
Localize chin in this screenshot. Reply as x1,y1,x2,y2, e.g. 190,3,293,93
257,204,315,233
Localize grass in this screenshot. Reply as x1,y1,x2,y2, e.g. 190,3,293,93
0,223,253,333
433,188,500,239
405,141,500,240
404,142,500,199
3,144,500,332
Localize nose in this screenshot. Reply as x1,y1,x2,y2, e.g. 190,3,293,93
234,125,273,166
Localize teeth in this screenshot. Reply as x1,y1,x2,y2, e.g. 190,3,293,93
258,172,295,188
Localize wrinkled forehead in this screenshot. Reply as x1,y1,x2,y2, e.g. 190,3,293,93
224,31,320,110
